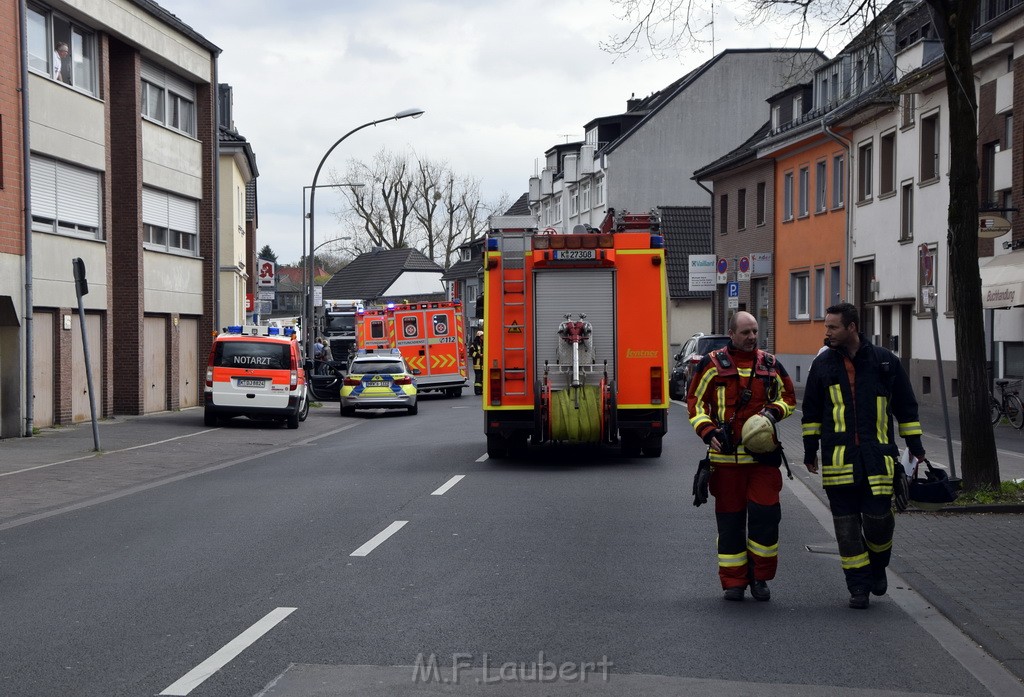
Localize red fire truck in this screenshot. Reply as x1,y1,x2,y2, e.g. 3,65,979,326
355,301,468,397
482,210,669,458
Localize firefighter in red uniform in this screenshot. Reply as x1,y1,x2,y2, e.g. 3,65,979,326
686,311,796,602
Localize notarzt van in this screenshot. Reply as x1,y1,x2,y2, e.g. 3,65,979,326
204,325,309,428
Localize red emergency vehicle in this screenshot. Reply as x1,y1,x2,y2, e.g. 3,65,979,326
355,301,468,397
482,210,669,458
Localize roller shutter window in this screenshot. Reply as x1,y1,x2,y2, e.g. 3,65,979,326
30,155,101,238
143,187,198,256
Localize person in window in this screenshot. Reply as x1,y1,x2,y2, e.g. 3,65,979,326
53,42,70,83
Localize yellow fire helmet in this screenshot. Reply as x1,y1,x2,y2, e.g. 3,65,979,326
741,413,778,453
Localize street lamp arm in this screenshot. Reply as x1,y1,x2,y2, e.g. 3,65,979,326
306,108,424,360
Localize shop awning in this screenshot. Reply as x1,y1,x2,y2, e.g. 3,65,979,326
981,250,1024,309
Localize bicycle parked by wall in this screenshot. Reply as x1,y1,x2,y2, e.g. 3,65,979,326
990,378,1024,429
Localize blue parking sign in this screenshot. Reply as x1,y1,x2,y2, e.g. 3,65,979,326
727,281,739,298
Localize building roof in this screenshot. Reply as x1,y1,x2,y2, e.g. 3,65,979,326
604,48,825,156
505,193,531,215
660,206,712,298
693,121,772,181
321,247,443,300
131,0,220,53
441,251,483,282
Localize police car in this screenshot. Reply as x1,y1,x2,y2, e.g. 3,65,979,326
340,349,418,416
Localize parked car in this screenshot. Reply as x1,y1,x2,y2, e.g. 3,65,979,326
669,333,730,400
341,349,418,416
204,325,309,428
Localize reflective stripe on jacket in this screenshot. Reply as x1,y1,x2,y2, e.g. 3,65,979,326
801,335,923,493
686,345,796,466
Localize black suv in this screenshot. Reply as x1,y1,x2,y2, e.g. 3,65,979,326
669,333,730,400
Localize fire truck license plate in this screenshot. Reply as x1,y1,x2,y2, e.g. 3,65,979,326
236,378,267,388
553,250,596,261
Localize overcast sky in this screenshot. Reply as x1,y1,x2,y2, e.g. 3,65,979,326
155,0,831,265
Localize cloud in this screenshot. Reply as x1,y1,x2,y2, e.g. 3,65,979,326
157,0,836,263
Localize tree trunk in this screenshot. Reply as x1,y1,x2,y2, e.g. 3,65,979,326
929,0,1000,488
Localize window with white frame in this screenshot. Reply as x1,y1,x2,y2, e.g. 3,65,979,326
793,95,803,121
921,111,940,181
880,131,896,196
141,61,197,137
790,272,810,320
580,182,590,211
26,4,98,95
832,154,845,208
814,267,826,319
553,194,562,223
798,166,809,216
900,181,914,242
771,104,782,130
30,154,102,238
595,176,604,206
816,160,827,212
858,140,873,201
783,172,794,221
569,187,579,216
142,187,199,255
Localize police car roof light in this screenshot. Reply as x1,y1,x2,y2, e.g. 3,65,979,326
356,349,368,355
390,348,401,355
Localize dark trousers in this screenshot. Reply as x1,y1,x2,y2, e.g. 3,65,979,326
710,465,783,589
825,474,894,594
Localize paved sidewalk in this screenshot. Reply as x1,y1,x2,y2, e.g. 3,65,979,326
1,404,1023,689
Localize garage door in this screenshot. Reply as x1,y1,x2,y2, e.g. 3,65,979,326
32,311,54,428
178,317,198,408
533,269,617,384
144,316,167,413
71,313,103,423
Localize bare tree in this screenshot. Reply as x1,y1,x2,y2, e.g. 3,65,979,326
604,0,997,489
330,148,505,269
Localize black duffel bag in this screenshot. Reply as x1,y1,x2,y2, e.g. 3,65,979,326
909,459,961,508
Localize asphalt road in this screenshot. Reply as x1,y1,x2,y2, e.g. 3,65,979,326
0,396,1016,696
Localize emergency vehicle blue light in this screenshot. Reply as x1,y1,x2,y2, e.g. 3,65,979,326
650,235,665,248
386,303,395,310
284,327,296,336
356,349,368,355
390,348,401,355
487,237,499,250
266,327,280,335
227,325,243,334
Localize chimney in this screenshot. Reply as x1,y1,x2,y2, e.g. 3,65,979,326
626,92,641,111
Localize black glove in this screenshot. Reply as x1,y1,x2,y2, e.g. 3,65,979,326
692,458,710,507
893,469,910,512
702,428,726,446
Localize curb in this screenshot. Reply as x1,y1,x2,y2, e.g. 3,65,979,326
903,502,1024,514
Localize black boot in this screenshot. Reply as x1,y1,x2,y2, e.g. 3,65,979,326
749,580,771,602
849,592,870,609
871,568,888,596
723,586,745,601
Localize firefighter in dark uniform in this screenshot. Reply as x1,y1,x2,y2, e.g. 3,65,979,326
687,311,796,602
470,330,484,395
802,302,925,610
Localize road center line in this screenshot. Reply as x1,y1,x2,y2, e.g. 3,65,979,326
475,453,488,462
350,521,408,557
159,607,296,696
431,475,465,496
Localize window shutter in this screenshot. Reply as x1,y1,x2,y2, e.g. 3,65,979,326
30,156,57,219
168,195,198,234
56,162,100,228
164,71,195,101
142,187,168,226
140,60,163,85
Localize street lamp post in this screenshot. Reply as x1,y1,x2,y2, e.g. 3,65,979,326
305,108,424,361
301,184,361,340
